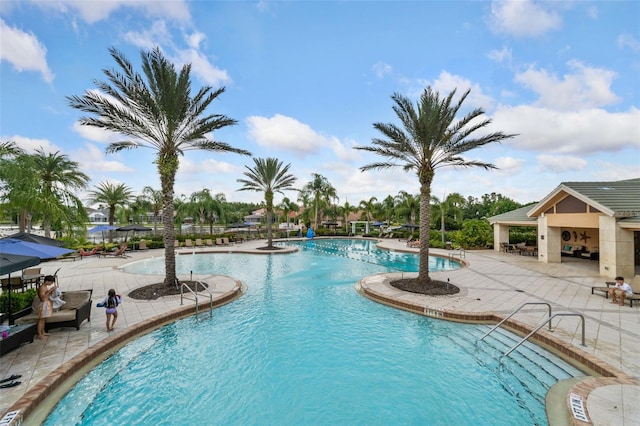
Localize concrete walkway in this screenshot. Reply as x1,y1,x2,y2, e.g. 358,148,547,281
1,238,638,425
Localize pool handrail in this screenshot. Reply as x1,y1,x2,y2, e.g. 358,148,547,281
501,313,586,359
180,280,214,316
477,302,553,343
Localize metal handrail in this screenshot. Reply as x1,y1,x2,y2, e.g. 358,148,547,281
478,302,552,342
180,280,214,316
501,313,586,359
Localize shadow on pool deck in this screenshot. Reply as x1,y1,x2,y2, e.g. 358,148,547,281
1,238,638,425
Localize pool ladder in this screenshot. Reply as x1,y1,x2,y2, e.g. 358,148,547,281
477,302,586,360
180,280,215,316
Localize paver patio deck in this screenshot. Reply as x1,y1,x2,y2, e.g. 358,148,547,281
1,238,638,425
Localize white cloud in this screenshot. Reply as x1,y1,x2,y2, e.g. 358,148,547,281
489,0,563,37
123,20,172,50
9,135,60,153
487,46,512,66
246,114,357,161
174,47,231,86
491,105,640,154
124,23,230,86
372,61,392,79
537,154,587,173
71,143,133,173
0,18,54,82
71,121,121,144
427,71,496,111
515,61,620,110
36,0,191,24
494,156,525,172
617,34,640,52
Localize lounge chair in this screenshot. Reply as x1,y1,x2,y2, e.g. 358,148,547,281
102,243,128,258
185,239,193,248
195,238,203,248
80,247,99,257
592,275,640,307
222,237,233,246
138,240,148,250
174,240,181,248
205,239,214,247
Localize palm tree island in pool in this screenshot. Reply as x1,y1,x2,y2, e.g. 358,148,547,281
67,46,251,286
355,87,517,294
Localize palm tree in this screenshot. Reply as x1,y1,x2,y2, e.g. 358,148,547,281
394,190,419,224
355,86,516,290
431,193,465,243
278,197,299,231
30,149,89,237
68,47,251,286
188,189,220,237
237,158,297,248
300,173,336,230
359,196,378,222
88,182,134,242
142,186,163,236
340,201,357,233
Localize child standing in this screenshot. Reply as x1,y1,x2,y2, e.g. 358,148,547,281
98,289,121,331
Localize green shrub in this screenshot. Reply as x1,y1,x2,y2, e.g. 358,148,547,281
0,288,37,313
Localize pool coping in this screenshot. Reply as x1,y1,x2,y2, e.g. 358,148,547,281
3,279,244,426
356,273,640,426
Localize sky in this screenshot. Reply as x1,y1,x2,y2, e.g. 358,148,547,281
1,0,639,209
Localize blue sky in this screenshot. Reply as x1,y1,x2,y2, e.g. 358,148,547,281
1,0,639,208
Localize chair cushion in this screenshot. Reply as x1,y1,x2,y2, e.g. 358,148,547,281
61,291,91,310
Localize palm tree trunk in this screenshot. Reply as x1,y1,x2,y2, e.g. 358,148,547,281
418,180,432,286
159,155,177,287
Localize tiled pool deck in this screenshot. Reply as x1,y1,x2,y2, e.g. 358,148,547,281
0,238,638,425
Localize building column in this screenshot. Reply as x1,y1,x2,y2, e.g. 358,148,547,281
493,224,509,252
599,216,635,278
538,215,561,263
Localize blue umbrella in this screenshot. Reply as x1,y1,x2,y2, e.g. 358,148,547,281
0,238,74,260
88,225,118,246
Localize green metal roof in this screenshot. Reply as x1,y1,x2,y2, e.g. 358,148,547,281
562,178,640,217
489,178,640,223
488,205,536,223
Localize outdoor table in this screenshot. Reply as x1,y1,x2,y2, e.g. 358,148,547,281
0,323,37,356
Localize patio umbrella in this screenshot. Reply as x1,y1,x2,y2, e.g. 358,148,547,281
0,238,74,260
116,225,152,250
0,253,40,326
88,225,118,246
1,232,66,248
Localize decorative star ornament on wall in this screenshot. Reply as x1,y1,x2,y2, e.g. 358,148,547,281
579,231,591,244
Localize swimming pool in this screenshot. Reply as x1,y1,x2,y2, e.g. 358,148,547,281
45,239,582,425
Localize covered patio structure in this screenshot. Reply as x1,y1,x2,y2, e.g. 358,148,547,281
489,178,640,278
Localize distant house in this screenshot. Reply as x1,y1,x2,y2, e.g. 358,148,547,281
488,178,640,278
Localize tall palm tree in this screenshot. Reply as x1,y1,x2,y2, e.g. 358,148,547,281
355,86,516,290
68,47,251,286
188,189,220,237
237,158,297,248
30,149,89,237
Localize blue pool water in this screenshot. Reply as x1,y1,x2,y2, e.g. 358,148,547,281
45,239,582,425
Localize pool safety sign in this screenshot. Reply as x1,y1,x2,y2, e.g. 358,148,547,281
569,393,590,423
0,410,21,426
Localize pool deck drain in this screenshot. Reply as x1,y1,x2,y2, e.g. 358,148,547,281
1,238,638,425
